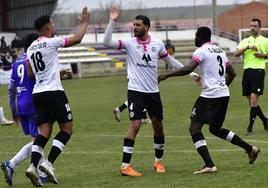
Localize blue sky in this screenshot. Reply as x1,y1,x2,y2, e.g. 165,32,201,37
55,0,253,13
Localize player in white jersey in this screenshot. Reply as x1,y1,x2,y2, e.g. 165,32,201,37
158,27,260,174
103,6,199,177
25,7,89,187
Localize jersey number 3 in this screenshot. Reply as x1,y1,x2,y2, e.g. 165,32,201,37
30,51,45,72
217,55,224,76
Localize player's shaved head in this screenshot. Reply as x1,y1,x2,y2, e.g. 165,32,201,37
196,26,211,41
195,26,211,47
34,15,51,31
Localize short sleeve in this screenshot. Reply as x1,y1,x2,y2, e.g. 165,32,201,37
237,38,248,50
159,40,168,58
192,48,203,64
49,37,69,48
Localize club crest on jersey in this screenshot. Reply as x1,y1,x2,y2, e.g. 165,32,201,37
142,54,152,63
151,47,157,53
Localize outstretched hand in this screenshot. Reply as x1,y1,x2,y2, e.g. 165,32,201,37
110,6,120,21
60,69,73,79
158,74,168,83
193,75,201,86
79,7,90,24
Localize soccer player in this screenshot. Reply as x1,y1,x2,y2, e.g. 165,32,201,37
158,26,260,174
113,100,151,124
234,18,268,135
25,7,89,186
0,33,48,186
103,6,199,177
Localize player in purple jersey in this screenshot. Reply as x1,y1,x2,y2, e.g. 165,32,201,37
1,33,48,186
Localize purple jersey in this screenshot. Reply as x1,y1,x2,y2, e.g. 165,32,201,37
10,53,35,115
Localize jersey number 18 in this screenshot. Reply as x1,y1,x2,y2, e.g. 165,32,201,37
30,51,45,72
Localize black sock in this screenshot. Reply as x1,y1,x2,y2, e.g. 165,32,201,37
192,132,214,167
154,135,165,159
215,128,252,152
48,131,71,164
247,107,257,132
31,135,48,167
122,138,134,164
256,106,267,124
230,134,252,153
119,102,127,112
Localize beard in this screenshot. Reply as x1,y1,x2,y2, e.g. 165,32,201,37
134,29,145,38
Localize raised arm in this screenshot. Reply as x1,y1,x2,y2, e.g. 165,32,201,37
66,7,89,47
161,55,200,81
103,6,121,48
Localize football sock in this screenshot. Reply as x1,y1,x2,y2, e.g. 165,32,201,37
154,135,165,160
9,141,33,169
31,135,48,167
0,106,6,121
255,106,267,124
247,107,257,132
119,101,128,112
229,132,252,152
214,128,252,152
122,138,134,167
48,130,71,164
192,132,214,167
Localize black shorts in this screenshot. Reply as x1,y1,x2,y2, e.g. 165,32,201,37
190,96,229,127
33,90,73,126
128,90,163,120
242,68,265,96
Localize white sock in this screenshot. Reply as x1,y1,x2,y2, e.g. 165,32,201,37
0,107,5,121
9,142,33,169
155,158,162,162
121,162,130,168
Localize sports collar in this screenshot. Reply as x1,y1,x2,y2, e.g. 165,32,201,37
136,35,151,45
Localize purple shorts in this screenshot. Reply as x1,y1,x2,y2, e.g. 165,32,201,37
19,114,38,137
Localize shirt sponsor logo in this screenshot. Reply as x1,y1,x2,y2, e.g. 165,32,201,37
136,63,156,68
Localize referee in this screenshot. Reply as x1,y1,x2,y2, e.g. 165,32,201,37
234,18,268,134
